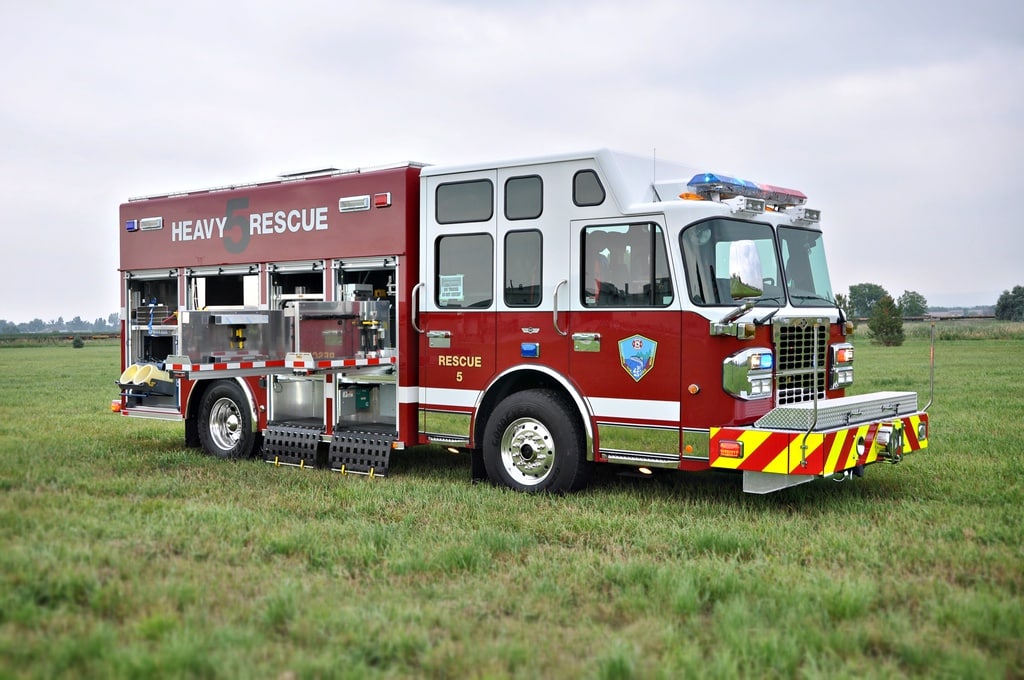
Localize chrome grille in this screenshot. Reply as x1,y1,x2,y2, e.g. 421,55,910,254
774,320,827,405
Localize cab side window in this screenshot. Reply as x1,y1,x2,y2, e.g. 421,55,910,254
504,230,542,307
573,170,605,207
581,223,672,307
435,234,493,309
436,180,493,224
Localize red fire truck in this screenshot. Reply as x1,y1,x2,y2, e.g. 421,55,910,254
114,149,931,493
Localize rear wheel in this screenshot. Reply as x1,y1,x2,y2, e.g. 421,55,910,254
198,381,256,459
483,389,591,493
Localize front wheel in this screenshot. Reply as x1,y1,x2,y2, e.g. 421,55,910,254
482,389,591,493
198,381,256,459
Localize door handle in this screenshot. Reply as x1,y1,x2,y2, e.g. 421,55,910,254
426,329,451,348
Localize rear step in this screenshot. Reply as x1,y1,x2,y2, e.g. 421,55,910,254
329,429,396,477
263,423,322,468
262,423,396,477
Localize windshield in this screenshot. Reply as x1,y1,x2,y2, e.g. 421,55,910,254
680,219,835,309
778,226,834,307
680,219,782,306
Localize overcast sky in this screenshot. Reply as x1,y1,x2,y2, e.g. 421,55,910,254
2,0,1021,323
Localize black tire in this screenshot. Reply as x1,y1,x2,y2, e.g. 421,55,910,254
482,389,591,493
198,381,256,459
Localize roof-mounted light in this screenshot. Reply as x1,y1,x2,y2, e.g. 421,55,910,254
687,172,808,208
727,196,765,216
785,206,821,225
759,184,806,207
688,172,760,199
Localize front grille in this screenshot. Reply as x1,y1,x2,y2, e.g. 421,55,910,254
774,320,827,405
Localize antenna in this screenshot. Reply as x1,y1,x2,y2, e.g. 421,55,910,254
652,147,657,183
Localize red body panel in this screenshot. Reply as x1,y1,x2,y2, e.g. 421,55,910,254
119,168,421,270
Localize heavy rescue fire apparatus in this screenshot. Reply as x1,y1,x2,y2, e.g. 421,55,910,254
114,149,931,494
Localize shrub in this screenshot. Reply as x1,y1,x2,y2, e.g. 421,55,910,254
868,294,904,346
72,336,85,349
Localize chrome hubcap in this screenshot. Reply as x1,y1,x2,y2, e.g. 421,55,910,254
500,417,554,486
210,397,242,451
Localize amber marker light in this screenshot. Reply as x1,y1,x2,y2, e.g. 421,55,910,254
719,440,743,459
687,384,700,395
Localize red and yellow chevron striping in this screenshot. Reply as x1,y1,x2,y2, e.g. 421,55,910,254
710,414,928,476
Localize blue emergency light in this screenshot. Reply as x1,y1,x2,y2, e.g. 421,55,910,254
125,219,139,232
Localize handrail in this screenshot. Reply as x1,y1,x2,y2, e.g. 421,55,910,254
924,321,935,412
552,279,568,336
410,282,425,334
799,323,822,468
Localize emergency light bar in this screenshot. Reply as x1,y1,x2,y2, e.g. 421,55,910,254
687,172,807,208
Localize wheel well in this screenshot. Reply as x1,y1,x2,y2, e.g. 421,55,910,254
185,378,259,431
474,369,592,459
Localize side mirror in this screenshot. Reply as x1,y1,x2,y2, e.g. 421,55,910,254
729,240,764,300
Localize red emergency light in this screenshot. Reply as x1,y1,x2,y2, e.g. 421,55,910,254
374,192,392,208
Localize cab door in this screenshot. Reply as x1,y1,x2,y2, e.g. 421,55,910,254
418,170,498,445
493,169,572,386
567,218,683,464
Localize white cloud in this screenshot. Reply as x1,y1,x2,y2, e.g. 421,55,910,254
0,0,1022,321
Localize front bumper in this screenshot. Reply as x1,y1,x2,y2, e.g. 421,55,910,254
710,391,928,492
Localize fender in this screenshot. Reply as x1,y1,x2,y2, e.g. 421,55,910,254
475,363,595,459
184,376,261,434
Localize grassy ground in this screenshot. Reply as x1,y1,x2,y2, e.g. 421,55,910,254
0,330,1021,678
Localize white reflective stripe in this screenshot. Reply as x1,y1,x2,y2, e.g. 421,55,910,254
588,397,679,423
397,386,419,403
420,387,481,409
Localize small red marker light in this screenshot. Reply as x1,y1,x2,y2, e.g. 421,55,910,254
373,192,392,208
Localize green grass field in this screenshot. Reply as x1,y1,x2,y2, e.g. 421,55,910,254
1,327,1022,678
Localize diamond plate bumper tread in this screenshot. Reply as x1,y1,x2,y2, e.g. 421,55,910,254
754,391,920,431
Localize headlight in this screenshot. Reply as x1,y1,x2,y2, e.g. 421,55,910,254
723,347,773,400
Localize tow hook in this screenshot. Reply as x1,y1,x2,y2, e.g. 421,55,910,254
832,462,866,483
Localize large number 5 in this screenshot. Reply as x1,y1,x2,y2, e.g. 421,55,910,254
223,197,250,254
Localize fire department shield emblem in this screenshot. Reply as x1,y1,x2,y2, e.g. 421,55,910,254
618,335,657,382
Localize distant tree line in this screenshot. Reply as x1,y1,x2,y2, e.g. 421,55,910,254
995,285,1024,321
0,313,119,334
839,282,1023,346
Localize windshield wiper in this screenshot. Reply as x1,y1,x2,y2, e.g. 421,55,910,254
791,294,846,324
720,296,784,326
